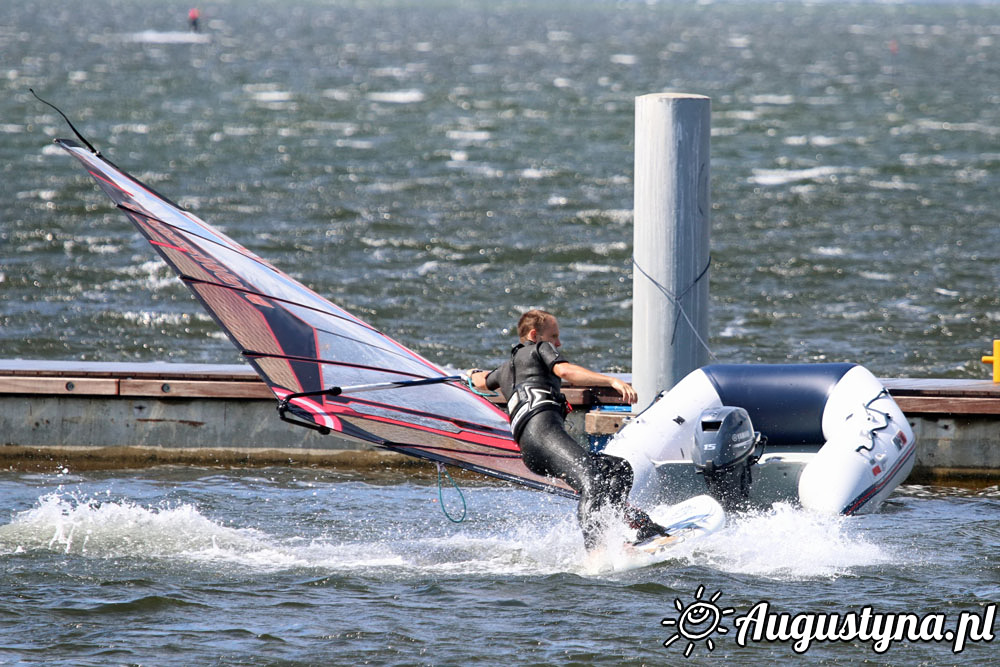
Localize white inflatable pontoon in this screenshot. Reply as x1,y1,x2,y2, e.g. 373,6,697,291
604,363,917,514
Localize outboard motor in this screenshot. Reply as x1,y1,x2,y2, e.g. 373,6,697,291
691,406,764,510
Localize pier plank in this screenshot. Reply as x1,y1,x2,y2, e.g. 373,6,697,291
2,362,999,416
0,377,119,396
0,360,259,381
894,395,1000,415
119,379,274,399
881,377,1000,398
0,361,997,481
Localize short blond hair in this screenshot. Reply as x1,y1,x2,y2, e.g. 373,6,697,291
517,309,555,340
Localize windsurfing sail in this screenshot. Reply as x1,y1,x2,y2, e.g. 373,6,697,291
57,138,573,496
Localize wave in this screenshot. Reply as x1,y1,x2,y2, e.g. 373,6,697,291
0,493,278,562
366,90,426,104
750,166,855,186
126,31,211,45
0,491,896,582
692,502,895,581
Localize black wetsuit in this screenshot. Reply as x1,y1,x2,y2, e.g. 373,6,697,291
485,341,659,550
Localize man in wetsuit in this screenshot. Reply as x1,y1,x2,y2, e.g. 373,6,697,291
468,309,667,551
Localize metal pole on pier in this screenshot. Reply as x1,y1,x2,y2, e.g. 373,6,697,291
631,93,711,411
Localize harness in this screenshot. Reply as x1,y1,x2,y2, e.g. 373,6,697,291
505,342,568,440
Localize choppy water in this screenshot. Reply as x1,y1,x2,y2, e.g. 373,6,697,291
4,0,1000,376
1,468,998,665
3,0,1000,663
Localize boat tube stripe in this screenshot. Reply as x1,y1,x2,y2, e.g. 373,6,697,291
841,443,917,515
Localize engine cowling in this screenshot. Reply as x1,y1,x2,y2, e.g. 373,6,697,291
691,406,763,510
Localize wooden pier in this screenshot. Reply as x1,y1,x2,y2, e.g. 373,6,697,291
0,360,998,484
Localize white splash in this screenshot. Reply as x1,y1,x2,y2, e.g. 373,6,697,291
0,491,585,576
0,492,894,582
750,166,849,186
695,503,895,580
0,493,270,561
127,31,211,45
367,90,426,104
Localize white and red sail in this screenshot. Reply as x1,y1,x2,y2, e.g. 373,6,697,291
58,138,572,495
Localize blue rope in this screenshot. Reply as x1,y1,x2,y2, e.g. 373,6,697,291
436,462,467,523
463,374,499,398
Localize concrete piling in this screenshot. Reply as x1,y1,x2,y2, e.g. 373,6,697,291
631,93,711,411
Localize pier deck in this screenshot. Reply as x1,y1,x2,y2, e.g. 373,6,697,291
1,360,997,483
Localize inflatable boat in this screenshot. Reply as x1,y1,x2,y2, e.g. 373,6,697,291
603,363,917,514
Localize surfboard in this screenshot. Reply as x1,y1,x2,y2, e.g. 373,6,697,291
623,494,725,565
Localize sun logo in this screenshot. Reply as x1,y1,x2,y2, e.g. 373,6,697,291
661,585,735,657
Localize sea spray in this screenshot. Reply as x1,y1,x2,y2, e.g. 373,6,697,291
0,492,271,561
696,502,895,580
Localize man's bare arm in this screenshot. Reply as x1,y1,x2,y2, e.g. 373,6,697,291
552,363,637,404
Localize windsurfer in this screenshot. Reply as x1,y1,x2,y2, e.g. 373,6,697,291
468,309,668,551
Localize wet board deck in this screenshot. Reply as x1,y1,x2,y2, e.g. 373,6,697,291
614,495,726,571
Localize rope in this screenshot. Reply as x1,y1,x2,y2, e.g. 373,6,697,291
435,462,467,523
855,389,893,453
632,255,716,359
30,89,101,155
464,374,499,398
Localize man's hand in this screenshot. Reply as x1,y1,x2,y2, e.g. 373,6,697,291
610,378,638,404
465,369,489,392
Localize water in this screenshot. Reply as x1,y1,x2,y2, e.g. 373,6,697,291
4,0,1000,375
1,468,998,665
2,0,1000,663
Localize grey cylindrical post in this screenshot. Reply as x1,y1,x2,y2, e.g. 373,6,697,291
631,93,711,411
